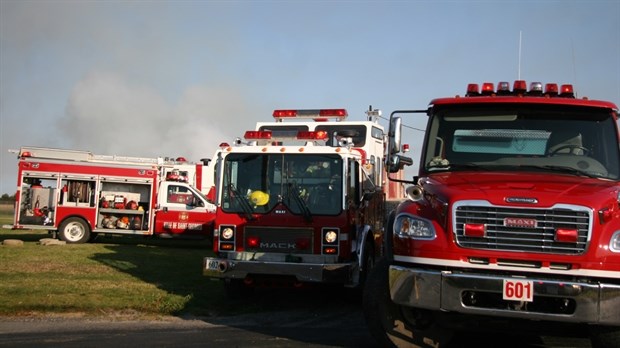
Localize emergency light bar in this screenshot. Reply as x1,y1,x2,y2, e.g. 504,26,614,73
272,109,348,122
243,130,328,141
296,130,329,140
466,80,575,98
513,80,527,94
244,130,272,140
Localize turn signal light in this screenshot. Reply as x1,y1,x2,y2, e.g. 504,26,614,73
463,223,486,238
323,247,337,254
220,243,234,251
247,236,260,248
555,228,579,243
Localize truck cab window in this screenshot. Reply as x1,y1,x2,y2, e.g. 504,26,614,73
167,185,195,205
222,153,343,215
425,108,619,179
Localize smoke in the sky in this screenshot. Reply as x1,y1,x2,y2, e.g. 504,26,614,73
59,71,246,163
2,1,619,196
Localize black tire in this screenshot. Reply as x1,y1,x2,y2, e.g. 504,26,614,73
362,258,454,348
384,210,396,262
358,240,375,288
58,217,91,244
589,325,620,348
363,257,400,347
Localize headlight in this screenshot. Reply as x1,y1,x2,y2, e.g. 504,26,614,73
394,214,436,239
324,230,338,244
221,227,234,240
610,231,620,252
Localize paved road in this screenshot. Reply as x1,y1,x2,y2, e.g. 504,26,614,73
0,312,375,348
0,313,593,348
0,287,592,347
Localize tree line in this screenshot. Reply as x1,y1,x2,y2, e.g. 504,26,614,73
0,194,15,203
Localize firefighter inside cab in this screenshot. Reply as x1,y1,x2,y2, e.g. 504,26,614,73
223,155,344,216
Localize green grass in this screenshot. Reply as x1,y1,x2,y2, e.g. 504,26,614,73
0,203,14,226
0,205,361,319
0,205,251,319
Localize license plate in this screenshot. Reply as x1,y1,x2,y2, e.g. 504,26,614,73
206,259,220,271
503,279,534,302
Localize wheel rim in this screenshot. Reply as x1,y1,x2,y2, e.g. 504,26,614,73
64,222,85,242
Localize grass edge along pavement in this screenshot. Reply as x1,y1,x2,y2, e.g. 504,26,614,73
0,228,226,319
0,205,251,320
0,206,362,320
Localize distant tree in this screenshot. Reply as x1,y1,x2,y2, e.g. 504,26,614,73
0,193,15,202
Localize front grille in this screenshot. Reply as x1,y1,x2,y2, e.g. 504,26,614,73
454,201,591,254
244,226,314,254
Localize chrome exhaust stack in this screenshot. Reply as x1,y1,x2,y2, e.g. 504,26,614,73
405,185,424,202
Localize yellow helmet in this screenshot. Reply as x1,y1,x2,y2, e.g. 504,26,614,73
249,190,269,206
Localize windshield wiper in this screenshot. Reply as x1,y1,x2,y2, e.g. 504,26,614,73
519,165,600,179
431,162,602,178
230,184,255,220
287,182,312,223
428,163,484,171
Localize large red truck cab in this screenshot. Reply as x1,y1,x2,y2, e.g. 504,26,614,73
363,81,620,348
203,108,386,296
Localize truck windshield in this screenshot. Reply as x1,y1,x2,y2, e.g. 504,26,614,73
423,106,620,179
221,153,343,216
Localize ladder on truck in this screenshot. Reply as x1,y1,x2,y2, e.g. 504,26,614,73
11,146,182,166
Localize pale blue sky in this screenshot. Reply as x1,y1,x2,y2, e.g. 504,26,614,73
1,0,619,194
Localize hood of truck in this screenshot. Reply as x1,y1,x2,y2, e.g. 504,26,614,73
423,171,619,208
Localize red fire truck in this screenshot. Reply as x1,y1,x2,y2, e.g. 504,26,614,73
6,146,216,243
363,81,620,348
203,108,386,296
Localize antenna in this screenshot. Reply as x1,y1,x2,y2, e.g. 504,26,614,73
571,37,578,98
518,31,522,80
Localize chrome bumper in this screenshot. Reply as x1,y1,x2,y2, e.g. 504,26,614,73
203,256,354,283
389,265,620,325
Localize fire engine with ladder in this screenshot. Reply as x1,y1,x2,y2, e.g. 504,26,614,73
203,108,386,295
6,146,216,243
363,81,620,348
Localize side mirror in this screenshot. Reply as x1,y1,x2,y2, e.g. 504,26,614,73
387,155,401,173
388,117,402,155
362,190,375,202
387,154,413,173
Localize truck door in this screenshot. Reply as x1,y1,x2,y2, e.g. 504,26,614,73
154,182,216,237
